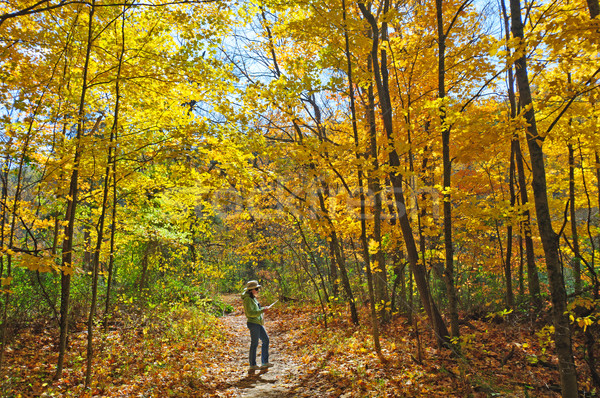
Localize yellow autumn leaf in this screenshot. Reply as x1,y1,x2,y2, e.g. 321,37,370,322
368,239,379,255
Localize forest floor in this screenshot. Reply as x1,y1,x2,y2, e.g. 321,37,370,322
210,294,308,397
1,295,595,397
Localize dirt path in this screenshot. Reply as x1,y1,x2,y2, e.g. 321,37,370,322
212,297,304,397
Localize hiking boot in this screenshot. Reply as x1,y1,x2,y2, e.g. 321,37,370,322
248,365,260,371
260,363,273,369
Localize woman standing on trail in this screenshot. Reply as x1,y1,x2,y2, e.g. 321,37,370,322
242,280,273,371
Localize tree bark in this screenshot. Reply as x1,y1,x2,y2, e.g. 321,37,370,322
587,0,600,18
509,0,579,394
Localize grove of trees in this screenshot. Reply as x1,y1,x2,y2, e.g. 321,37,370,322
1,0,600,395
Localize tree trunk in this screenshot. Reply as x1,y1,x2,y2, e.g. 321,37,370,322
86,12,127,372
0,125,34,370
295,217,329,328
364,67,387,323
55,3,97,379
587,0,600,18
360,67,388,323
518,231,524,298
510,0,579,394
0,145,11,371
517,146,542,310
596,152,600,218
577,145,599,299
336,240,358,324
568,143,582,294
359,1,450,346
342,0,381,355
501,0,542,310
85,117,115,387
505,145,516,309
501,0,518,311
390,251,405,313
307,90,357,323
83,225,94,272
103,126,119,332
326,238,339,297
103,118,119,331
321,210,358,324
436,0,460,339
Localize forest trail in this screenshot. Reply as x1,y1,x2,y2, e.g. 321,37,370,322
213,295,306,397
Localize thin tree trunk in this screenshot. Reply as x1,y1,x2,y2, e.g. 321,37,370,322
103,121,119,330
0,128,33,370
85,136,111,386
390,251,404,313
0,14,75,367
568,143,582,294
517,148,542,309
579,145,598,298
364,67,386,323
326,238,339,297
55,2,97,379
342,0,381,355
336,241,357,323
318,196,358,324
360,2,393,324
505,146,516,309
102,136,118,331
436,0,460,339
417,130,432,324
294,216,329,328
596,152,600,220
308,93,358,324
502,0,517,311
85,56,120,384
501,0,541,310
519,228,524,298
510,0,578,394
0,146,11,371
359,1,450,347
83,225,93,272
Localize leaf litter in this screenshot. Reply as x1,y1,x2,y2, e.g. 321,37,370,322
1,295,591,397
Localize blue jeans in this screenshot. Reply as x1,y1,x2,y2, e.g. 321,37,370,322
247,322,269,366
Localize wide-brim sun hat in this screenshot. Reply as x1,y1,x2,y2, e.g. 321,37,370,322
244,280,261,292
